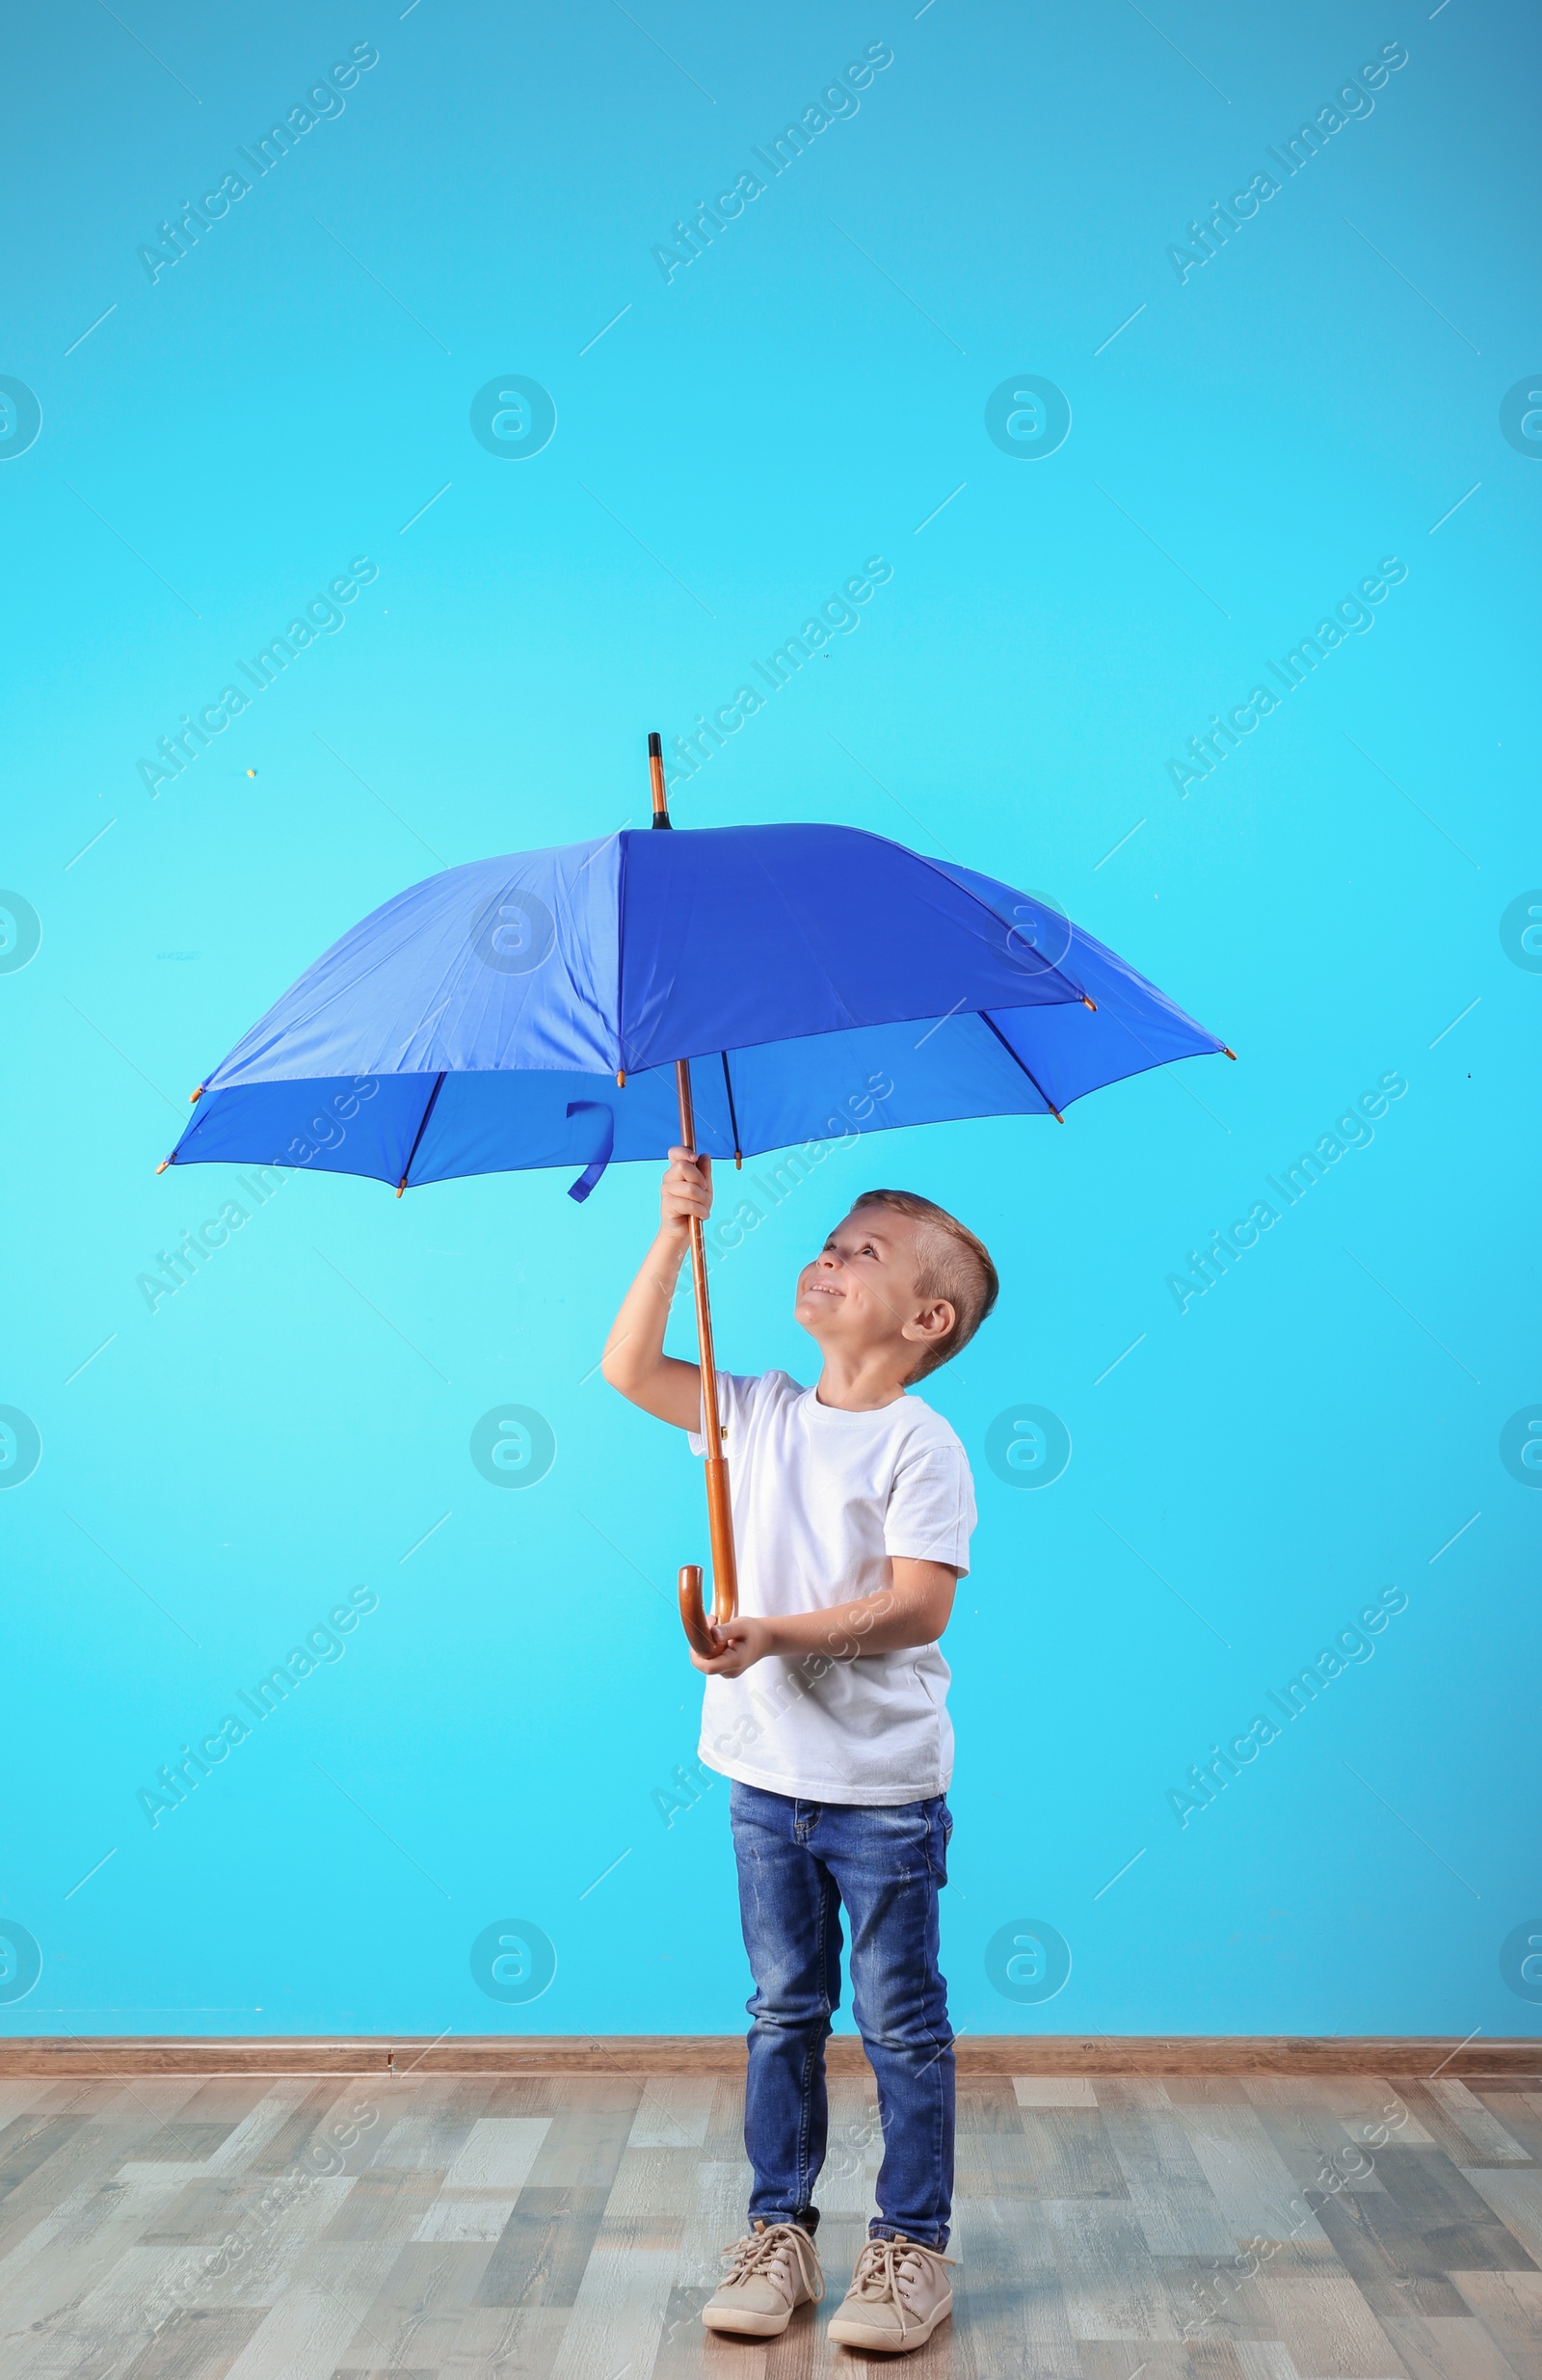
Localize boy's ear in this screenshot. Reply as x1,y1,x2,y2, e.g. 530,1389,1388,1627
900,1297,955,1350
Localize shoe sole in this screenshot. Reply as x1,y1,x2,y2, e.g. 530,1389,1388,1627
828,2290,952,2352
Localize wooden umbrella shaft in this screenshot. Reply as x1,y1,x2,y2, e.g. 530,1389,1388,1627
647,731,737,1653
675,1056,737,1629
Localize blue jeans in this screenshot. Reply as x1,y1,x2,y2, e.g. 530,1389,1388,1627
729,1780,954,2251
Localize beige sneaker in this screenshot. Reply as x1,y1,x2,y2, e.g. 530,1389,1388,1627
827,2233,957,2353
701,2218,824,2338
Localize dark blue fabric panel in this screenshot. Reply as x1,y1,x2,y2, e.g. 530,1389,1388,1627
616,823,1084,1071
722,1013,1047,1148
409,1064,699,1184
984,965,1225,1112
170,1075,436,1183
930,859,1226,1072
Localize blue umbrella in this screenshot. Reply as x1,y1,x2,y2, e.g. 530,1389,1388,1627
163,735,1232,1646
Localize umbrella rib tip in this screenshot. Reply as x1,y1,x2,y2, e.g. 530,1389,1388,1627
1223,1045,1237,1060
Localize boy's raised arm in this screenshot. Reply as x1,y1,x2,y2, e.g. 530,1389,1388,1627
599,1148,713,1431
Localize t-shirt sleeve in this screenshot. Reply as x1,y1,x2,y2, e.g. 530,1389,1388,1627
885,1431,978,1575
686,1369,762,1457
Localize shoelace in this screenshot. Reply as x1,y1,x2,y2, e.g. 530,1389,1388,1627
847,2235,958,2339
720,2220,825,2304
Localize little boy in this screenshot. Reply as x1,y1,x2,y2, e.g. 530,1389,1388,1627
602,1151,997,2355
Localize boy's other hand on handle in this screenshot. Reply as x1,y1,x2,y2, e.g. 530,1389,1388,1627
686,1564,957,1676
662,1145,713,1240
689,1613,773,1677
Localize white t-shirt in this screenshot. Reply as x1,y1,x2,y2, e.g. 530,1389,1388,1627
687,1370,976,1805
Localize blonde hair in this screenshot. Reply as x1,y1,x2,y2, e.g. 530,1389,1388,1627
852,1189,999,1378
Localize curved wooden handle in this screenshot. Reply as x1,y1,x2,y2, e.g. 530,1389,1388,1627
678,1564,716,1659
678,1456,737,1655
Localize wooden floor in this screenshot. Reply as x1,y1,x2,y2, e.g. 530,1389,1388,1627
2,2068,1541,2380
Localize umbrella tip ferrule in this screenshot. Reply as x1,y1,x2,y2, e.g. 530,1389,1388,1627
190,1083,204,1102
1080,995,1097,1011
395,1176,408,1198
1223,1045,1237,1060
647,729,671,828
617,1069,625,1087
155,1158,171,1173
734,1151,743,1169
1051,1107,1064,1124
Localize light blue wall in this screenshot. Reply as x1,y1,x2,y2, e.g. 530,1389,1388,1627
3,0,1537,2041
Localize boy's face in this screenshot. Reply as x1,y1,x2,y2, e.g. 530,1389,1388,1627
794,1207,954,1372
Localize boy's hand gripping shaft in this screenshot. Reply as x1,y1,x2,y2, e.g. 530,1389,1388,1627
646,732,738,1658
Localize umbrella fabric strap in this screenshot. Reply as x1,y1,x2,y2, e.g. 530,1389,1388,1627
565,1100,615,1202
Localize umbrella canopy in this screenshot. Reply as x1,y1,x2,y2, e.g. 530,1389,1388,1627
165,821,1228,1194
162,761,1234,1656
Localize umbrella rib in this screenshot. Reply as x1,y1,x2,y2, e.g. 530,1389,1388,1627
720,1052,743,1166
978,1011,1063,1122
615,829,630,1077
396,1071,447,1195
